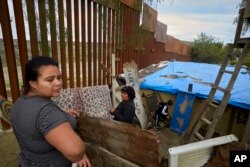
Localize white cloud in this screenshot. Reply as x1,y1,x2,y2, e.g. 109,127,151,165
158,12,238,43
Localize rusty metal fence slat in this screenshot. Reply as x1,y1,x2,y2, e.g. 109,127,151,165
67,0,74,88
13,0,29,81
81,0,87,87
38,0,49,56
74,0,81,87
98,4,103,85
58,0,67,88
0,57,7,98
93,2,97,86
0,0,20,101
48,0,59,62
26,0,39,57
87,0,92,86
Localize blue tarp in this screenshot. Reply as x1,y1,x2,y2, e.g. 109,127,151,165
140,61,250,110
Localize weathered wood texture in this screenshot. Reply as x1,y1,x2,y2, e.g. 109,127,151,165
77,116,160,167
85,143,140,167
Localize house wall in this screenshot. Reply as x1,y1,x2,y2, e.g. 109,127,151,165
140,89,249,141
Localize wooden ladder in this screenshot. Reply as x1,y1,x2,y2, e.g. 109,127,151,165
181,8,250,143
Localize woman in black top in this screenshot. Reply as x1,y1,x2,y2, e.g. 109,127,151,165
109,86,136,124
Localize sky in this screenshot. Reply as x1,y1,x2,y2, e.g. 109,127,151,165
154,0,242,43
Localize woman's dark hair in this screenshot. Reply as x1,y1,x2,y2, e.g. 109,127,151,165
23,56,58,95
167,100,174,106
121,86,136,100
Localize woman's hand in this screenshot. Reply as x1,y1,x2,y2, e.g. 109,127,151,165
65,109,80,117
77,154,91,167
108,108,115,113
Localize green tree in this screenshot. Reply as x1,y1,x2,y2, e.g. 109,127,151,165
191,32,226,64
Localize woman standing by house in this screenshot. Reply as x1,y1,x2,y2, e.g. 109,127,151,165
11,56,90,167
109,86,136,124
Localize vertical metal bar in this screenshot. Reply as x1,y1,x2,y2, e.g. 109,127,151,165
87,0,92,86
107,8,111,84
98,4,103,85
119,4,125,73
134,10,140,66
0,0,20,101
49,0,59,61
93,2,97,85
0,57,7,98
103,7,107,84
13,0,29,81
58,0,67,88
38,0,49,55
67,0,74,88
115,5,121,74
26,0,39,57
74,0,80,87
111,9,116,77
81,0,87,87
124,6,129,63
111,9,115,55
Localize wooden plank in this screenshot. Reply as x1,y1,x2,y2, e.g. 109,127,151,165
0,57,7,98
13,0,29,81
38,0,49,55
48,0,59,61
0,0,20,101
93,2,98,85
26,0,39,57
67,0,74,88
234,8,245,44
81,0,87,87
242,111,250,142
75,0,81,87
98,4,103,85
58,0,67,88
77,117,159,167
87,0,92,86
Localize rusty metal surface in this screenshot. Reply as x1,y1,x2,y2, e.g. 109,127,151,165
81,0,87,87
0,58,7,98
98,4,103,85
0,0,191,102
0,0,20,101
121,0,142,11
13,0,28,81
75,0,80,87
87,0,92,86
103,7,108,84
93,2,98,86
67,0,74,88
141,3,157,33
26,0,39,57
49,0,58,62
77,117,160,167
107,8,112,84
58,0,67,88
38,0,49,55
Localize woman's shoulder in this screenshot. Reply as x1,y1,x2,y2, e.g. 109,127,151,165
14,95,56,110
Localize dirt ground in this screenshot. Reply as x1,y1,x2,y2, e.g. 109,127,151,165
0,132,20,167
